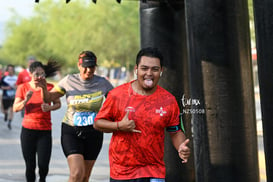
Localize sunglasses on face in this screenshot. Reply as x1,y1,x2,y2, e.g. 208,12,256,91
33,72,46,79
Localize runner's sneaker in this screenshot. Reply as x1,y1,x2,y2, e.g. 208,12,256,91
7,121,11,130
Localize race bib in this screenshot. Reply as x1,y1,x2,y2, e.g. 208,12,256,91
73,111,97,126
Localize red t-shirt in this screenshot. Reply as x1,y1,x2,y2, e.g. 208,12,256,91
16,69,31,85
15,82,54,130
95,81,180,179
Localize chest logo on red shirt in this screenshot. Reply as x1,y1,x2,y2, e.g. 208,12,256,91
125,106,136,112
156,107,167,116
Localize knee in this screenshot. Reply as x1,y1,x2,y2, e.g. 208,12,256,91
38,163,49,173
25,162,36,172
69,169,85,182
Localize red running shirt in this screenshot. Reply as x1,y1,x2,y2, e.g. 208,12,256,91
15,82,54,130
95,81,180,180
16,69,31,85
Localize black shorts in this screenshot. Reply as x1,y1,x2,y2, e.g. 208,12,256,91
2,99,14,110
61,123,103,160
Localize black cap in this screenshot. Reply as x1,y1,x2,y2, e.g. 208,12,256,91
80,57,97,67
78,51,97,67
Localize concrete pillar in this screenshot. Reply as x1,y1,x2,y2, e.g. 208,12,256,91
185,0,259,181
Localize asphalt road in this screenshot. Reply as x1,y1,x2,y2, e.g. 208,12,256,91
0,97,266,182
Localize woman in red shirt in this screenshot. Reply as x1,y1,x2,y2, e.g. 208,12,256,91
13,60,61,182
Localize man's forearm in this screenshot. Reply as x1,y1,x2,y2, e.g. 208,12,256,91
94,119,119,133
170,131,186,151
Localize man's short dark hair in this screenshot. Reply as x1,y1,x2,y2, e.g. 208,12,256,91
6,64,15,71
136,47,164,67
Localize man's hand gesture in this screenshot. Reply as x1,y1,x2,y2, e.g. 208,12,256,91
178,139,191,163
118,111,141,133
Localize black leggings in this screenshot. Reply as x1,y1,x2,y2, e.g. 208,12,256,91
20,127,52,182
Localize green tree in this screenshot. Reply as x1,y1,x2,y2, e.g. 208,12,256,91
0,0,139,73
248,0,256,47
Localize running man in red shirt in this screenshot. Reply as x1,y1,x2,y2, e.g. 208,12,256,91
16,56,36,85
94,47,190,182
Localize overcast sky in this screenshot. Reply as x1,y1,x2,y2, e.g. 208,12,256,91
0,0,35,44
0,0,35,22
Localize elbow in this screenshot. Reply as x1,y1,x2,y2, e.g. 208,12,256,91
93,119,112,133
56,103,61,110
93,121,99,130
93,121,102,132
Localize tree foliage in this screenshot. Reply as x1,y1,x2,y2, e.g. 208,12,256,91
0,0,140,73
248,0,256,47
